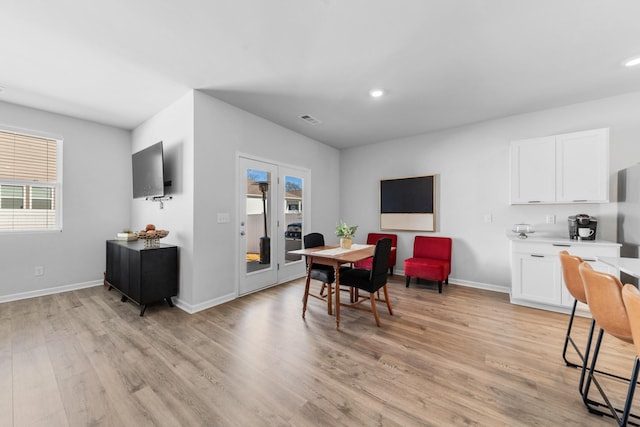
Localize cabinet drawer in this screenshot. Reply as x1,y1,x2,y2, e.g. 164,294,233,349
512,242,570,256
512,241,619,258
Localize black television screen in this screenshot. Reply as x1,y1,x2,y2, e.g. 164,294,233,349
380,175,434,213
132,141,164,199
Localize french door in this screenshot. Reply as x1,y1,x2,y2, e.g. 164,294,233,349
237,155,308,295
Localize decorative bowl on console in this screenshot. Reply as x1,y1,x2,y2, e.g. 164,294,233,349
137,224,169,247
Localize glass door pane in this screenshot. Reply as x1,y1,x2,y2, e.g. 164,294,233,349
246,168,272,273
284,175,303,264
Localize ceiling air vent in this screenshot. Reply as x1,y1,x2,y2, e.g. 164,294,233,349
298,114,322,125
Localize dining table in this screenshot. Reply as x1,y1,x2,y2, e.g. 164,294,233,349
289,243,375,328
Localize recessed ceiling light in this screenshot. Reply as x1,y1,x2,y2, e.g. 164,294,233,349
623,56,640,67
369,88,385,98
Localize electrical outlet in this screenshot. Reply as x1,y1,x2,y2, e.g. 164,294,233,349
34,266,44,276
484,214,492,224
545,214,556,224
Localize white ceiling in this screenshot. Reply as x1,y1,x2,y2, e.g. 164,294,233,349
2,0,640,149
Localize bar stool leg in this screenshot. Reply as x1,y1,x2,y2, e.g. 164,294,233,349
621,357,640,426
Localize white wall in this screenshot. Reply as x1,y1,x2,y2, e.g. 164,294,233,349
130,91,340,312
191,91,340,310
340,91,640,291
131,91,195,305
0,101,131,301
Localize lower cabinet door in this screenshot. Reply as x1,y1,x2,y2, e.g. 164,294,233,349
513,253,561,305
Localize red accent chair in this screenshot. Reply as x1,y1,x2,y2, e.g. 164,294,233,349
404,236,452,293
354,233,398,275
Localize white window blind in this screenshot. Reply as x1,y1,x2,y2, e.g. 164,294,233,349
0,129,61,231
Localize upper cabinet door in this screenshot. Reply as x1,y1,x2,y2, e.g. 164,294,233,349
509,128,609,205
510,136,556,204
556,128,609,203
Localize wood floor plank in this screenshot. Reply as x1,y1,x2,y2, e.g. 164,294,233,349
0,307,13,427
4,277,638,426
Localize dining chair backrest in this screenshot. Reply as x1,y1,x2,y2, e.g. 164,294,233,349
579,262,633,343
559,250,587,304
303,232,324,249
370,238,392,290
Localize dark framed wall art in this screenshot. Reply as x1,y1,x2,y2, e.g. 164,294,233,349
380,175,436,231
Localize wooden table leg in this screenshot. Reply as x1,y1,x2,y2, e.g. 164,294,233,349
335,263,340,329
327,283,333,315
302,260,312,319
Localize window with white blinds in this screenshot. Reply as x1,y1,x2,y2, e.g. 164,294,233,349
0,129,61,231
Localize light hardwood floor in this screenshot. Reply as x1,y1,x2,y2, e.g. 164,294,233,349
1,276,639,426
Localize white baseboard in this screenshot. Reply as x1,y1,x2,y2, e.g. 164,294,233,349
173,291,237,314
448,277,510,294
0,280,103,304
395,269,509,294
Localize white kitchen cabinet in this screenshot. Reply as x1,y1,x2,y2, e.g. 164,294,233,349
510,128,609,204
510,237,620,314
556,128,609,203
510,136,556,204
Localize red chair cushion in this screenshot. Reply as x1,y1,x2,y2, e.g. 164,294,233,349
404,257,449,281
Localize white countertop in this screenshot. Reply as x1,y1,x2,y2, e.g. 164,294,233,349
598,256,640,279
507,234,621,248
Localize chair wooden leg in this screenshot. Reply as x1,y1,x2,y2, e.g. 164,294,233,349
320,283,326,296
438,281,442,293
405,276,411,288
369,292,381,327
302,272,312,319
383,284,393,315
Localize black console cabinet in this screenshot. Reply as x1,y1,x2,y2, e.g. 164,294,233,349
105,240,178,316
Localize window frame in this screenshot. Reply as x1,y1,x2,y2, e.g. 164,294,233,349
0,126,63,233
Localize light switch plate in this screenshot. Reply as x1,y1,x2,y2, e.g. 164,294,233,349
217,213,230,223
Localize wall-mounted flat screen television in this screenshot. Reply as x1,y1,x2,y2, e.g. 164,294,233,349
380,175,436,231
132,141,165,199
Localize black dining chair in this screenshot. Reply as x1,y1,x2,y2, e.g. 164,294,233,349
337,237,393,326
302,232,350,314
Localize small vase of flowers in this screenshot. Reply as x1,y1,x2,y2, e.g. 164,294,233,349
336,221,358,249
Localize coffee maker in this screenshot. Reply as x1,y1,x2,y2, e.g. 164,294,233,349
568,214,597,240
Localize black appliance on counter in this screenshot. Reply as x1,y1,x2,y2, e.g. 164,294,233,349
568,214,597,240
